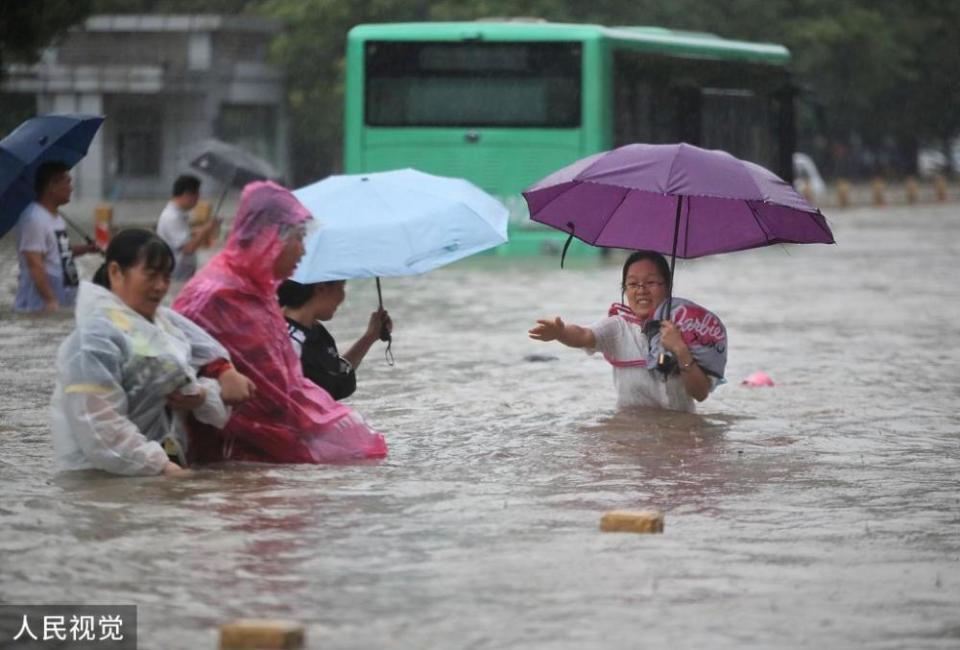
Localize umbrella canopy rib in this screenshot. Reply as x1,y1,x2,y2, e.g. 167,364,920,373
745,199,773,243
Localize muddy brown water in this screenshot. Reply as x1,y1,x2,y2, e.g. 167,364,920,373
1,204,958,648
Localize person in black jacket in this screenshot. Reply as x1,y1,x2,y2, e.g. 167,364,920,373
277,279,392,400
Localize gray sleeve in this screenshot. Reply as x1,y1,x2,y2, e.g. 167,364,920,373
156,209,190,251
18,210,48,253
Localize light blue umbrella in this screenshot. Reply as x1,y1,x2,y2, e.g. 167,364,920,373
291,168,508,361
292,168,508,283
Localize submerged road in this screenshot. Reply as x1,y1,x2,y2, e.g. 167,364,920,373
1,202,958,648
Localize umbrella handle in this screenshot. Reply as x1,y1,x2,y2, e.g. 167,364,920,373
560,222,575,269
375,277,394,366
656,351,676,375
375,277,391,342
212,181,230,222
59,211,104,256
657,195,684,378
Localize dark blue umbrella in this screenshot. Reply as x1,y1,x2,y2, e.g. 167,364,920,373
0,113,105,238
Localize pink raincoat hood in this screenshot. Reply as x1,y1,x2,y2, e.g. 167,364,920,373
173,181,387,464
217,180,311,295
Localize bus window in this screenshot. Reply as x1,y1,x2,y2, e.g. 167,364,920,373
365,41,582,128
613,57,674,145
613,49,788,174
613,52,694,146
700,88,779,172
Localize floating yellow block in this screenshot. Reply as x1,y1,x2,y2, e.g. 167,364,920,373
600,510,664,534
220,619,304,649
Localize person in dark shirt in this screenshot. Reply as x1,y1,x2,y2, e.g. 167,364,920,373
277,279,392,400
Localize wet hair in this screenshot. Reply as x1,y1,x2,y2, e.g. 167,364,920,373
172,174,201,197
621,250,672,293
34,161,71,197
277,279,343,308
93,228,176,289
277,279,314,308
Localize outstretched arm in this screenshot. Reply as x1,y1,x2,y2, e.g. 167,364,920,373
528,317,596,349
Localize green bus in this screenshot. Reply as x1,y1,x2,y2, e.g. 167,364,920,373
343,21,795,255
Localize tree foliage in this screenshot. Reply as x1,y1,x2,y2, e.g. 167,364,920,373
257,0,960,181
8,0,958,179
0,0,93,70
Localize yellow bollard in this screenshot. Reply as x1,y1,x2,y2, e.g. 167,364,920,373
836,180,851,208
799,179,814,205
933,174,948,202
905,177,919,204
871,178,886,207
94,204,113,249
219,619,304,649
600,509,664,534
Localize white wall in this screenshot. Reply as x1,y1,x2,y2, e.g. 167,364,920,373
48,92,105,203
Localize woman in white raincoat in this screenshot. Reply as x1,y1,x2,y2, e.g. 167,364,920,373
51,229,254,476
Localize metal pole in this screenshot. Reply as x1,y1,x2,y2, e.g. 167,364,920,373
208,169,236,246
212,177,231,221
665,194,683,320
375,276,394,365
375,277,391,341
657,194,683,373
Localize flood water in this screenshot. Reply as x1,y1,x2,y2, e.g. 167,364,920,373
1,203,958,649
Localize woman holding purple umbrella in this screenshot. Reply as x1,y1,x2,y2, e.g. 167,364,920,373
528,251,727,412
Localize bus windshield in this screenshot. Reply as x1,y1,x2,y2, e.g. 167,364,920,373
364,41,582,128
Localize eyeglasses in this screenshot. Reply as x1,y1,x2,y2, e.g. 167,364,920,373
625,280,665,291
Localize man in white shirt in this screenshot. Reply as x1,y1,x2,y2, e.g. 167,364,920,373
156,174,217,282
14,161,99,312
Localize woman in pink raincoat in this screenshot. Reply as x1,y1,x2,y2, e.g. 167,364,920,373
173,181,387,463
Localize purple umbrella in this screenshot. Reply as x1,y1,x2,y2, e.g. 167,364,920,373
523,142,835,370
523,142,834,266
